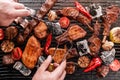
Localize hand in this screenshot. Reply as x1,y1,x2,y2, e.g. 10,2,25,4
0,0,30,26
32,55,66,80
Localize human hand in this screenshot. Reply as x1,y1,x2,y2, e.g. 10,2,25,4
0,0,30,26
32,55,66,80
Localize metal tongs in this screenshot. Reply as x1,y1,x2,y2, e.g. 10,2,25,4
52,39,73,63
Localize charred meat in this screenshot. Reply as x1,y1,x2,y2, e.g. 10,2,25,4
34,21,48,39
56,24,86,44
58,7,79,19
22,36,42,69
17,19,38,44
57,7,93,31
97,65,109,77
88,21,101,56
102,5,120,43
48,48,66,64
5,26,18,40
66,62,76,74
88,35,101,56
36,0,57,19
2,54,15,65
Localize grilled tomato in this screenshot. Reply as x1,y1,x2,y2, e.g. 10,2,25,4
59,17,70,28
109,59,120,71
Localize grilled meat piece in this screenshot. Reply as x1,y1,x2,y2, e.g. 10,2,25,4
5,26,18,40
88,35,101,56
76,13,91,25
36,0,57,19
55,31,69,44
48,48,66,64
57,7,93,31
56,24,86,44
34,21,48,39
66,62,76,74
22,36,42,69
102,21,110,36
66,48,78,59
102,5,120,43
2,54,15,65
17,19,38,44
97,65,109,78
88,21,101,56
93,21,101,36
106,5,120,24
59,7,79,19
68,25,87,40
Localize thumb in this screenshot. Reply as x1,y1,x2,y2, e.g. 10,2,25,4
37,55,52,72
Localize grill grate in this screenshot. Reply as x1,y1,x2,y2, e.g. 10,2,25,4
0,0,120,80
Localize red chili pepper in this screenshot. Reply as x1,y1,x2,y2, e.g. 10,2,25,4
44,33,52,55
84,57,102,72
74,1,92,20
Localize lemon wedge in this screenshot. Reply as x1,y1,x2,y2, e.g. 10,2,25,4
110,27,120,43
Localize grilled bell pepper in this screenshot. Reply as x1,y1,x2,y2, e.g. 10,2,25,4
74,1,92,20
44,33,52,55
84,57,102,72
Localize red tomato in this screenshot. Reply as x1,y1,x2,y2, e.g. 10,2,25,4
12,47,22,60
0,28,4,40
109,59,120,71
59,17,70,28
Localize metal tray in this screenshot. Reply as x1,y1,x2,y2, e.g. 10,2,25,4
0,0,120,80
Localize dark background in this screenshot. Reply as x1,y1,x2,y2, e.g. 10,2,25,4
0,0,120,80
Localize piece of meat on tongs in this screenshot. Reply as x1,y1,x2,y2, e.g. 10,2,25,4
102,5,120,43
88,21,101,56
57,7,93,31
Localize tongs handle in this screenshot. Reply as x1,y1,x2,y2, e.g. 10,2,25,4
62,40,73,62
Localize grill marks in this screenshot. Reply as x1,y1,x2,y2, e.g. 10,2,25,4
36,0,57,19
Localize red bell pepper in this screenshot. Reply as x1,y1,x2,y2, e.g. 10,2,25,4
84,57,102,72
12,47,22,60
74,1,92,20
0,28,4,40
44,33,52,55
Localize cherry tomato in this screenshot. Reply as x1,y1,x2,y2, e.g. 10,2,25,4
59,17,70,28
0,28,4,40
12,47,22,60
109,59,120,71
